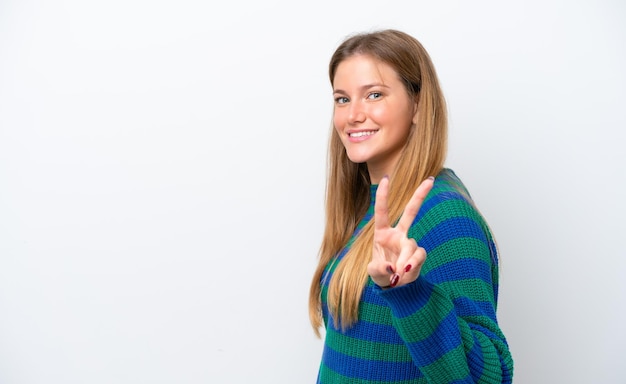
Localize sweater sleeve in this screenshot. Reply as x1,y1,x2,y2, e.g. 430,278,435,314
376,187,514,383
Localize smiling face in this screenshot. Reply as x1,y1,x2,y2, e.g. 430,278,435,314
332,54,418,184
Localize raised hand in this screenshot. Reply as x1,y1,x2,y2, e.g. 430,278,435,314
368,176,435,289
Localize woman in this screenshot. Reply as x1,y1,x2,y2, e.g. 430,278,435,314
308,29,514,383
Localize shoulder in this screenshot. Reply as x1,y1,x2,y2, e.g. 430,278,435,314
421,168,480,223
409,168,495,255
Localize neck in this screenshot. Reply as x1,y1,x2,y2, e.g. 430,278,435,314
367,164,390,184
366,153,402,184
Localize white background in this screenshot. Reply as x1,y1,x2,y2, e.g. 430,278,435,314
1,0,624,383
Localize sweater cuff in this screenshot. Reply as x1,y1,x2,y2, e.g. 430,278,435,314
375,276,436,318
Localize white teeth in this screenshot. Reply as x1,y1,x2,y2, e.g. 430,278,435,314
349,131,376,138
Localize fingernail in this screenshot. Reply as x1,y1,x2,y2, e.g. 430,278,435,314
389,273,400,287
386,265,395,274
383,174,389,180
404,264,412,273
427,176,435,181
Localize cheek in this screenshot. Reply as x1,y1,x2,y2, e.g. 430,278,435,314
382,108,413,134
368,108,385,123
333,109,345,130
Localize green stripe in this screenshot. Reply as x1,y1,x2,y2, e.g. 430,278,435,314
408,199,484,242
423,344,471,382
359,301,394,325
420,237,492,274
394,289,454,342
392,286,502,344
324,327,413,362
436,279,496,305
472,331,506,383
462,315,508,342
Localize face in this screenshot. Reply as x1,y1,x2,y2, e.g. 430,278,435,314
332,54,417,183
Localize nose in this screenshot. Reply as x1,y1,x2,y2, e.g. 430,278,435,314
348,100,366,124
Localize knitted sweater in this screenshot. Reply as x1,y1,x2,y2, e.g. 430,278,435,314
317,168,514,383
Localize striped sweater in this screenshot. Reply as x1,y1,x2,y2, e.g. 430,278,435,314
317,168,514,383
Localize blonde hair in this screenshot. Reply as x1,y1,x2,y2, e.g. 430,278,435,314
308,29,448,335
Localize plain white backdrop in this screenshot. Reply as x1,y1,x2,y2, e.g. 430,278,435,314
1,0,624,383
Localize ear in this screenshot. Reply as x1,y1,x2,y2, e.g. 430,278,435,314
411,94,420,125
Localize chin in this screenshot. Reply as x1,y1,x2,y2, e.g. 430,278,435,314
345,153,370,165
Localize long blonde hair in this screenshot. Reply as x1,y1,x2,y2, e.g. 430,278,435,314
308,29,449,336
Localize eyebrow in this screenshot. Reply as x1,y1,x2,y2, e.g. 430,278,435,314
332,83,390,95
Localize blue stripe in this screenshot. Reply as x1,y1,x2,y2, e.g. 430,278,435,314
387,172,470,228
321,344,424,381
468,323,505,345
499,352,514,384
361,282,392,305
419,217,489,253
379,277,434,317
410,189,467,225
407,309,462,366
323,305,403,346
425,258,493,285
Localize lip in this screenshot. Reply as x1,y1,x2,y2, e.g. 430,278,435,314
346,129,379,143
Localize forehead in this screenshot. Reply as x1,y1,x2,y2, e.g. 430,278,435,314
333,54,401,88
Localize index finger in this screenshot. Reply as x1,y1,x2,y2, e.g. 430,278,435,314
395,176,435,233
374,175,391,230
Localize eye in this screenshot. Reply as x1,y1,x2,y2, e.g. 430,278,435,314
334,96,349,105
367,92,382,100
